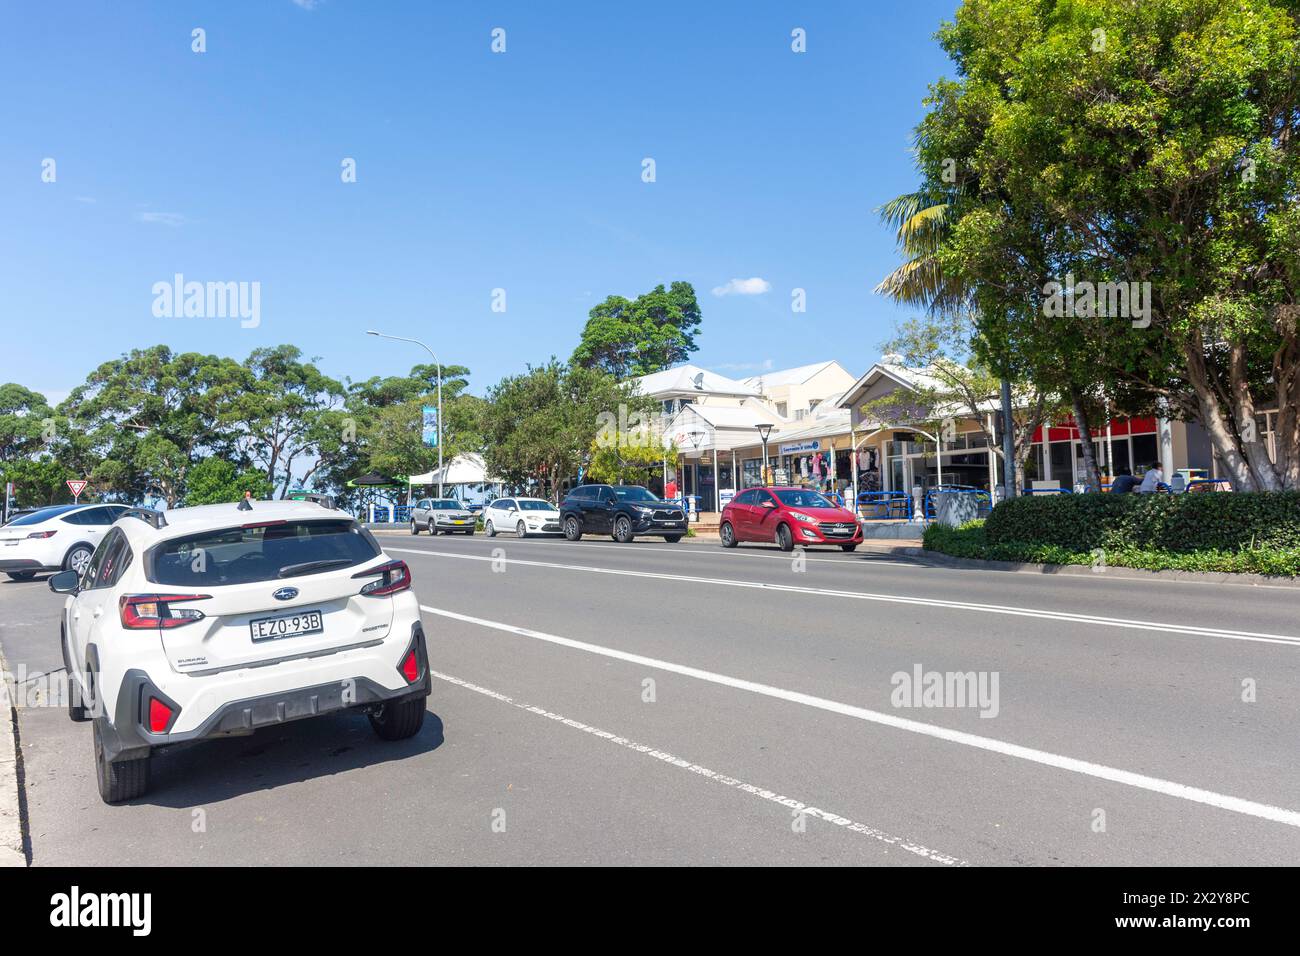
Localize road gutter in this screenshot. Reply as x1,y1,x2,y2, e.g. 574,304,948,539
897,546,1300,589
0,641,28,866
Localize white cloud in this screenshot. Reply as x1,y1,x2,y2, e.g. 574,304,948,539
711,277,771,297
291,0,322,9
134,211,187,227
712,359,774,374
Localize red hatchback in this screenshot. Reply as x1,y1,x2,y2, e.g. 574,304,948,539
720,486,863,552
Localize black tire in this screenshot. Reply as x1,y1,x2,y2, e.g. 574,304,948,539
64,630,89,722
719,521,738,548
64,544,93,576
93,720,150,804
663,534,682,543
368,696,426,741
516,520,527,538
485,520,496,537
564,515,583,541
427,519,437,535
410,519,420,535
464,528,475,535
776,523,794,552
840,544,858,552
5,571,36,581
613,515,634,543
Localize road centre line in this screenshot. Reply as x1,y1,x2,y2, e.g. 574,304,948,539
391,547,1300,648
420,604,1300,830
428,667,967,865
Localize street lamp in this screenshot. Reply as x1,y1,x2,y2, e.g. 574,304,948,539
367,330,443,499
756,423,773,486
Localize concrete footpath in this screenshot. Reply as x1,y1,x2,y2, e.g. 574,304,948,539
0,642,27,866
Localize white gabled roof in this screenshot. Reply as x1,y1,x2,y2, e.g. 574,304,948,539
630,364,759,398
742,360,846,391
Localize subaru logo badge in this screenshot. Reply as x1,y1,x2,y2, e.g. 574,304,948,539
273,587,299,602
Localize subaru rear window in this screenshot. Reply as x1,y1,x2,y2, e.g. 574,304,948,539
148,520,381,586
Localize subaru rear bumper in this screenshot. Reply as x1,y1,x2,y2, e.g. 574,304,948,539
96,622,431,763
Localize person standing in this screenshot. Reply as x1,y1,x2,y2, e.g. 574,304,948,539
665,473,678,501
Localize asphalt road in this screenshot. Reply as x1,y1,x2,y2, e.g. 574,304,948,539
4,531,1300,866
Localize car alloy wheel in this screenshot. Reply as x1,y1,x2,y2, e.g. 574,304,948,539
614,516,633,543
428,519,437,535
564,516,582,540
410,520,419,535
485,520,496,537
776,523,794,552
720,522,737,548
67,545,93,575
516,521,526,538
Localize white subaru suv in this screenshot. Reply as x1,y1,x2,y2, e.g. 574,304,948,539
49,497,430,804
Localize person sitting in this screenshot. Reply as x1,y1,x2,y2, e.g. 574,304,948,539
1109,468,1139,494
1137,462,1166,493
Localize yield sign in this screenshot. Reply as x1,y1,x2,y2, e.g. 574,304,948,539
66,479,88,501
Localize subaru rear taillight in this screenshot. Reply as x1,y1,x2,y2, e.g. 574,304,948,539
352,560,411,596
119,594,211,629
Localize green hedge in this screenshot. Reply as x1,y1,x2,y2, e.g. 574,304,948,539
923,519,1300,577
983,491,1300,553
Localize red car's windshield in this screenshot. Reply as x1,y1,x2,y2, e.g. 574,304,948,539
773,489,836,509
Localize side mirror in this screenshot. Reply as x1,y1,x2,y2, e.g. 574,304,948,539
48,570,80,594
762,500,777,509
607,497,618,506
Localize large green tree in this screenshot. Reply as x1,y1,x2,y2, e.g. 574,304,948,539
482,361,652,500
912,0,1300,490
571,281,703,378
60,346,243,506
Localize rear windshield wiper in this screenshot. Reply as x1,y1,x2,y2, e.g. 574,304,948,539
277,558,355,578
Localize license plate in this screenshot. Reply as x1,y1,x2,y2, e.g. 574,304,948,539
250,610,323,642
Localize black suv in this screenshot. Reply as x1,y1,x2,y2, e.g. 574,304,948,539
559,484,687,543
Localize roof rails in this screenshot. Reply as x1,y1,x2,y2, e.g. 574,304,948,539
122,507,168,530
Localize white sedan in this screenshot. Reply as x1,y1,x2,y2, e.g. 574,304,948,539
0,503,130,581
482,498,562,538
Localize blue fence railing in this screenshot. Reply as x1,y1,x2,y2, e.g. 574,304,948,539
856,491,913,521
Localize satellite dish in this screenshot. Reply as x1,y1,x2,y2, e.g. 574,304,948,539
691,372,705,390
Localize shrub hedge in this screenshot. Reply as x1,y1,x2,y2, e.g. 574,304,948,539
923,518,1300,577
982,491,1300,554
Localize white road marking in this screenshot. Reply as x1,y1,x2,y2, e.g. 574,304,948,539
393,547,1300,647
421,603,1300,830
429,666,967,865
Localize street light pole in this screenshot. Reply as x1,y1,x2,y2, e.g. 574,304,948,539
367,330,443,499
757,423,773,486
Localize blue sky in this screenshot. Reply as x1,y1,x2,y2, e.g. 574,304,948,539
1,0,959,402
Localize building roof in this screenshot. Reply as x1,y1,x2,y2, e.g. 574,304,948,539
630,364,759,398
742,360,847,391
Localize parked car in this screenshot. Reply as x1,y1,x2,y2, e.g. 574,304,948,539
483,497,562,537
49,498,429,803
559,484,687,543
720,486,862,552
409,498,476,535
0,503,131,581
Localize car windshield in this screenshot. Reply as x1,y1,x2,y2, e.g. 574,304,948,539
518,500,553,511
6,506,77,526
430,501,465,510
613,487,659,502
149,519,381,586
774,489,836,509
